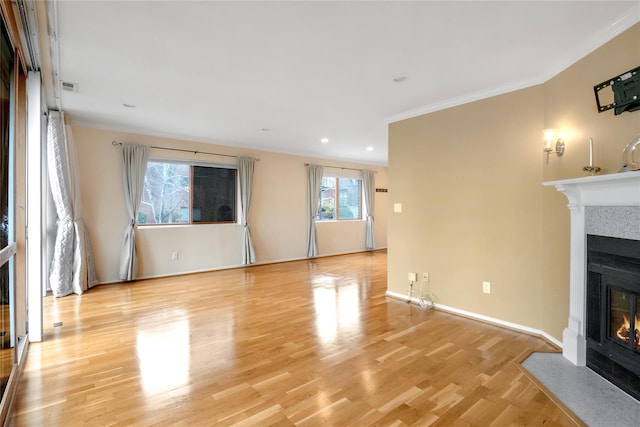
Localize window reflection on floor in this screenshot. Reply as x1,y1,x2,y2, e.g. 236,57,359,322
200,309,235,371
311,275,361,346
136,315,190,395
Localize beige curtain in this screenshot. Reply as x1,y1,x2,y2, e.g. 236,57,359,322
119,143,149,281
306,164,323,257
47,111,97,296
238,157,256,264
362,170,375,250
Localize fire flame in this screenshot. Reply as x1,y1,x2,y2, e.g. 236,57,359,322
616,314,640,349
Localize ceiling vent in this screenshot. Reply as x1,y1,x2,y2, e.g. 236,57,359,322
61,81,78,92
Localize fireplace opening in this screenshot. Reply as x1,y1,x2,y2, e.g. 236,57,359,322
586,235,640,401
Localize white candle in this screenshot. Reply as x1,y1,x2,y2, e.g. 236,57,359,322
589,138,594,167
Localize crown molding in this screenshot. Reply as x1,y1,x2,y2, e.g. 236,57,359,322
387,3,640,124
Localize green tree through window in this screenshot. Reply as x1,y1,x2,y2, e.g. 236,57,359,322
317,177,361,221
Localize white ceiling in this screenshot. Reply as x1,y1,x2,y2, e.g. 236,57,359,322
52,1,640,166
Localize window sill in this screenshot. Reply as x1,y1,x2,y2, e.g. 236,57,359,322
316,219,366,223
137,223,240,229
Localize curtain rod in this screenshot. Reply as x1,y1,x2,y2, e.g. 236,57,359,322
304,163,376,173
112,141,259,161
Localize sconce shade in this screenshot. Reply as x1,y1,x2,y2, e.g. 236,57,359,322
544,129,555,147
543,129,564,163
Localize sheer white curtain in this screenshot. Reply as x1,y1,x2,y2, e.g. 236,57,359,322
238,157,256,264
306,164,323,257
47,110,97,296
362,170,376,250
119,143,149,281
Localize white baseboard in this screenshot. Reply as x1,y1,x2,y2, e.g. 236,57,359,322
99,248,387,285
385,290,562,349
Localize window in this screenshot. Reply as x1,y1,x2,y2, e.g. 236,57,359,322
138,161,237,225
317,176,362,221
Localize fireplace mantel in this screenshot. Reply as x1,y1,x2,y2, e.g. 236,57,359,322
544,171,640,365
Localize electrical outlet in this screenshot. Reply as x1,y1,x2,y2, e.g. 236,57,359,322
483,281,491,294
408,272,417,282
172,251,179,261
423,272,429,283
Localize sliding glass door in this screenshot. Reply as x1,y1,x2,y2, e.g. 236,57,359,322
0,22,15,396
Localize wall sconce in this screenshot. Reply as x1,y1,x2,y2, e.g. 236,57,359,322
543,129,565,164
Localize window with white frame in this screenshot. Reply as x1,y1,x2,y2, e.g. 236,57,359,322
138,160,237,225
316,176,362,221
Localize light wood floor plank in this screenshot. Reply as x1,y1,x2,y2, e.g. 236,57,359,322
7,251,578,426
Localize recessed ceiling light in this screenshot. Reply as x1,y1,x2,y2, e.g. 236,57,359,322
321,138,329,143
366,146,374,151
123,103,136,108
392,76,407,83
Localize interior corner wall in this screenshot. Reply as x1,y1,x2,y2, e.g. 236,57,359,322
388,22,640,342
540,22,640,339
388,86,545,331
72,126,388,283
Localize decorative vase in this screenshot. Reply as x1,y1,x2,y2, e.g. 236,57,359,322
620,134,640,172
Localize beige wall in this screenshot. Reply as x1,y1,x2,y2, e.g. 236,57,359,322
389,87,546,330
539,22,640,338
388,23,640,342
73,126,388,283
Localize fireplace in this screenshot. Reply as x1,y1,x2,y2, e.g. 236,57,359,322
586,235,640,401
544,172,640,386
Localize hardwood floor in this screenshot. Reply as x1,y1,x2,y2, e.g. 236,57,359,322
7,251,578,426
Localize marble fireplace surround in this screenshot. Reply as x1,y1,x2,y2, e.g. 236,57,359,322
544,172,640,366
